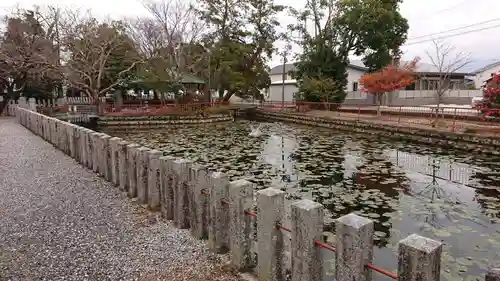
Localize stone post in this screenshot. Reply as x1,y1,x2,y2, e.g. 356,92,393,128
487,269,500,281
335,213,374,281
109,137,122,186
72,126,80,161
136,147,151,204
98,134,111,180
80,128,92,166
159,156,176,220
291,199,323,281
63,122,70,154
189,164,209,239
104,135,112,181
173,158,192,229
67,124,76,159
127,144,140,198
229,179,255,271
42,117,49,141
208,172,230,253
58,121,67,152
118,140,129,191
50,119,57,146
257,188,285,281
398,234,442,281
90,132,101,172
147,149,163,210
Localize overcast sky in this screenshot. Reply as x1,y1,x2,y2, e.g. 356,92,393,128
2,0,499,72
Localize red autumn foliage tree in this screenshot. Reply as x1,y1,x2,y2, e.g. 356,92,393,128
482,72,500,117
360,58,420,115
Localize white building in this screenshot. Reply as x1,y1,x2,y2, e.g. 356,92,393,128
267,60,368,104
268,60,482,106
471,61,500,88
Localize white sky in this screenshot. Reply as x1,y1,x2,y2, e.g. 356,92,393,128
2,0,500,72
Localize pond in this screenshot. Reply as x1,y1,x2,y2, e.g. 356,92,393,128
104,120,500,281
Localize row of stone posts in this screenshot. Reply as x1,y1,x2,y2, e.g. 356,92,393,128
13,106,500,281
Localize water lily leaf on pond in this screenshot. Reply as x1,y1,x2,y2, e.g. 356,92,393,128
366,213,380,219
456,257,473,266
433,229,451,237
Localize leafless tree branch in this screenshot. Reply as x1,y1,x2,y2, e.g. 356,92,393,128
425,39,472,101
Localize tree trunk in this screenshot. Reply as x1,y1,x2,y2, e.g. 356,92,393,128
432,93,442,126
222,91,233,102
115,90,123,112
376,93,383,116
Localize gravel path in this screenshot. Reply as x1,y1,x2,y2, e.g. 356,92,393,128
0,118,244,281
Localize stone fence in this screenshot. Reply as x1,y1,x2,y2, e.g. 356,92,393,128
9,106,500,281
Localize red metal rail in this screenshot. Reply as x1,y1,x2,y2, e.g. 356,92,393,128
200,189,397,279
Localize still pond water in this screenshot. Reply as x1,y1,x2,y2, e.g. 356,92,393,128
108,120,500,281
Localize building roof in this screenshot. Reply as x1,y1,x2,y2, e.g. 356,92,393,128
413,61,471,76
269,59,367,75
270,59,474,76
471,60,500,74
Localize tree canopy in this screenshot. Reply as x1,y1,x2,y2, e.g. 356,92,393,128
195,0,284,101
290,0,409,102
0,0,411,113
359,57,418,114
0,8,60,110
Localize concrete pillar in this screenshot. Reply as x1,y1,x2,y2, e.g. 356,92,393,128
229,179,255,271
189,164,209,239
97,134,111,177
50,119,57,146
42,117,48,140
398,234,442,281
487,269,500,281
67,124,75,158
90,132,101,172
136,147,150,204
257,187,285,281
291,199,323,281
208,172,230,253
127,144,140,198
159,155,176,220
58,122,67,152
102,135,112,181
81,129,91,167
72,126,80,161
173,158,192,229
48,118,54,144
147,149,163,210
62,122,69,154
44,117,49,141
109,137,122,186
118,140,129,191
47,118,52,144
335,213,374,281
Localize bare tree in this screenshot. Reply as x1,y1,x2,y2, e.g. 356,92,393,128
59,9,142,104
141,0,205,70
426,40,471,118
126,0,208,102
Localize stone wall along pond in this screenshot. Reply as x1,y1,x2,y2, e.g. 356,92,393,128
97,114,234,132
12,107,500,281
254,110,500,156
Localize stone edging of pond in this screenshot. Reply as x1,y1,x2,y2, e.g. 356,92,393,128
97,114,234,130
255,110,500,155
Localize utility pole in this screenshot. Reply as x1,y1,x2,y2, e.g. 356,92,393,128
281,39,292,110
281,50,287,110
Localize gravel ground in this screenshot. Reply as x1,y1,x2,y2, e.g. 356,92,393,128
0,117,245,281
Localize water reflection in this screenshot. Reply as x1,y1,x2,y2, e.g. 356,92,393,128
104,120,500,281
